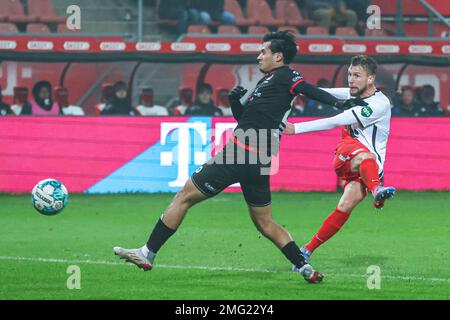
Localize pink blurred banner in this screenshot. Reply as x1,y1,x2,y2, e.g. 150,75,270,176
0,117,449,193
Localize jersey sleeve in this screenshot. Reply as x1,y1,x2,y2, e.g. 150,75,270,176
319,88,350,100
289,70,305,95
350,100,388,128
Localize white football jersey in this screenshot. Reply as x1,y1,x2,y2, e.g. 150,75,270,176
324,88,391,176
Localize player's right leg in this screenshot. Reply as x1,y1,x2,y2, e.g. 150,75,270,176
298,181,366,265
114,178,208,270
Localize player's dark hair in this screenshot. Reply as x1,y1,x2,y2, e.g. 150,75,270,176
263,31,297,64
350,55,377,75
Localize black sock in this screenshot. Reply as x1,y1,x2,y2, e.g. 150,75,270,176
281,241,305,269
146,218,176,254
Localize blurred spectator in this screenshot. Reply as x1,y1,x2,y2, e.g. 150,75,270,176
306,0,357,32
10,87,32,115
416,85,444,116
344,0,370,34
392,86,421,117
185,83,223,116
31,81,60,115
158,0,191,35
101,81,137,115
0,87,12,115
191,0,236,26
216,88,233,116
304,78,340,117
95,83,115,114
54,87,85,115
290,95,306,116
135,87,169,116
172,87,194,115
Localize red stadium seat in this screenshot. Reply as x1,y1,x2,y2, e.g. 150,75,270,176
335,27,358,36
95,83,115,114
28,0,66,24
216,88,230,105
224,0,257,26
3,0,33,23
277,26,301,35
218,25,241,34
247,0,286,27
187,25,211,34
364,28,388,37
56,23,80,33
306,26,328,35
0,22,19,32
26,23,51,33
54,87,69,108
179,87,194,106
275,0,314,27
13,86,29,105
248,25,270,34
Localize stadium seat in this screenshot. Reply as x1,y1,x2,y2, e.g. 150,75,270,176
95,83,115,114
277,26,301,35
216,88,230,105
3,0,33,23
56,23,80,33
247,0,286,27
275,0,314,27
335,27,358,36
54,87,69,107
248,25,270,34
0,22,19,32
306,26,328,35
28,0,66,24
13,86,29,105
224,0,257,26
218,25,241,34
172,87,194,116
187,25,211,34
26,23,51,33
364,28,388,37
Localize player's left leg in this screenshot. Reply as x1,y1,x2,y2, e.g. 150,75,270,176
351,152,396,209
301,181,367,261
247,204,323,284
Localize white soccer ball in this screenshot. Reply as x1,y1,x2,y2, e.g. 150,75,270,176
31,178,69,216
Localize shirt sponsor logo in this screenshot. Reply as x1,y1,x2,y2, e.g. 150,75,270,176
361,106,373,117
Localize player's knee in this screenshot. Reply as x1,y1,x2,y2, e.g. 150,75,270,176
352,152,376,170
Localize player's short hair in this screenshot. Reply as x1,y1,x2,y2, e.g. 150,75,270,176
350,55,377,76
263,31,297,64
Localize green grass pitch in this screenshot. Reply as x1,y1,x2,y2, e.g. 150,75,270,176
0,191,449,300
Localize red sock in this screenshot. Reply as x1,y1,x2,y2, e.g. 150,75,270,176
304,208,350,252
359,158,380,193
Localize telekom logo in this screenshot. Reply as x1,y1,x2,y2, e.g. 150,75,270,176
159,122,237,187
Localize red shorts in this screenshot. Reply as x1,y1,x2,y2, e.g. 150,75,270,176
333,137,370,183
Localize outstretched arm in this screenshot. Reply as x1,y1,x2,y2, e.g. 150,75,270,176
286,109,359,134
294,82,367,110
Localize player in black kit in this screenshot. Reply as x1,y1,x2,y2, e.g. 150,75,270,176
113,31,364,284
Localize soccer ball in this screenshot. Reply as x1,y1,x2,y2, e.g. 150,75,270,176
31,178,69,216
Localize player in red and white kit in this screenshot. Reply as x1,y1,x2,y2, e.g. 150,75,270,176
285,55,396,263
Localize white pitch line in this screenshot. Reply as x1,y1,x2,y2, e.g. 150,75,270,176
0,255,449,283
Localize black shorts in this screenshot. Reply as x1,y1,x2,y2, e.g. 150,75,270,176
191,140,272,207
